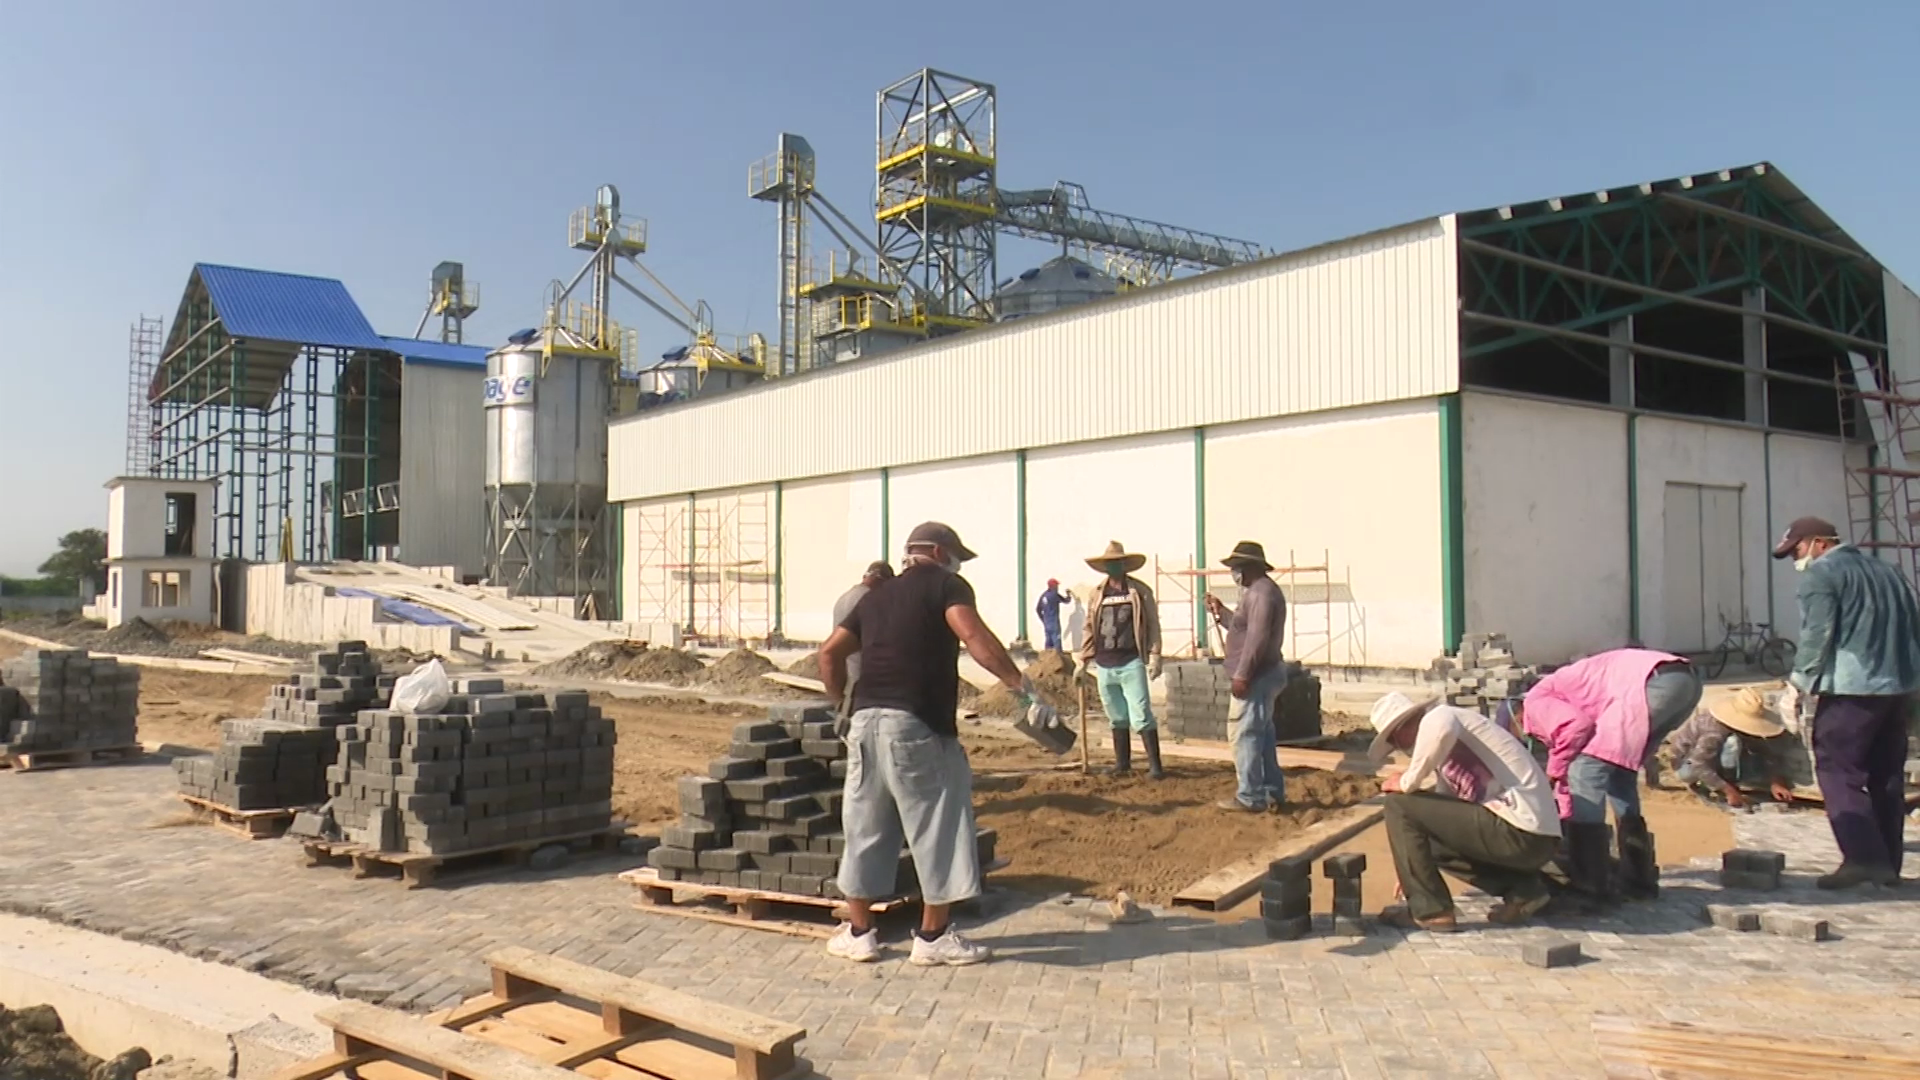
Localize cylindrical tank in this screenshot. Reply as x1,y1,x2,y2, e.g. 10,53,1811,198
483,338,611,491
995,255,1119,321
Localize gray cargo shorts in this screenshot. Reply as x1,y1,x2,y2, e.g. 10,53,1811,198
837,707,982,906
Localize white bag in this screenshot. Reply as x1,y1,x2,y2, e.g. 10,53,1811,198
391,659,452,715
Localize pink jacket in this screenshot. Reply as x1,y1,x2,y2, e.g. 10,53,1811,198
1523,647,1686,782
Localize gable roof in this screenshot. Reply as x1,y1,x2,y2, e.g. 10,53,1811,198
166,263,386,354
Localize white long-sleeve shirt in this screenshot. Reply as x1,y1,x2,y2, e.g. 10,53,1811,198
1400,705,1560,838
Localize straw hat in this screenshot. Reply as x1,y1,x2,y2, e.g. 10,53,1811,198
1709,686,1788,738
1085,540,1146,574
1367,691,1436,762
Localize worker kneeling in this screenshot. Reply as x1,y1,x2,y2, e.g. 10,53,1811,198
1667,686,1797,809
1370,693,1562,933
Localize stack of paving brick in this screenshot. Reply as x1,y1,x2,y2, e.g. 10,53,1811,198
1323,853,1366,935
1259,855,1312,940
1162,660,1321,742
646,703,998,898
1719,848,1785,891
173,643,394,810
313,677,616,856
0,649,140,754
1435,633,1539,716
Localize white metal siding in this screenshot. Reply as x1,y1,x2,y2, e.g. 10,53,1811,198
886,455,1019,637
399,363,487,578
609,218,1459,502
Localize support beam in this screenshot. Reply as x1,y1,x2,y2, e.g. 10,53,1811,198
1192,428,1208,651
1743,288,1768,425
1609,316,1635,408
1463,311,1839,393
772,481,784,637
1437,398,1465,655
1627,414,1641,644
1014,450,1028,643
1653,191,1871,263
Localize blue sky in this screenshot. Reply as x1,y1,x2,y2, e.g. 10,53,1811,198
3,1,1917,576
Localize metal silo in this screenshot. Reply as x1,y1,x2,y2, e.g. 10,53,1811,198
995,255,1119,321
483,329,615,612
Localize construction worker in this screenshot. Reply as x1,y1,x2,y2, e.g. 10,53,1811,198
1035,578,1070,652
1665,686,1797,809
830,561,894,710
1519,648,1702,903
1079,541,1164,779
1206,541,1288,811
1774,515,1920,888
818,522,1052,965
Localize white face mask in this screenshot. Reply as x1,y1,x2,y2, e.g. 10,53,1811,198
941,554,963,574
1794,555,1813,572
1230,567,1248,586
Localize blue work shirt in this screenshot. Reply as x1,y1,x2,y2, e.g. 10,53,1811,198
1036,587,1068,625
1792,544,1920,697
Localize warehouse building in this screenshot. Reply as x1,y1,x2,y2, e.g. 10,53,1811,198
607,163,1920,670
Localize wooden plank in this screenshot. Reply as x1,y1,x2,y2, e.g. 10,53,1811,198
576,1059,664,1080
427,993,519,1029
1591,1015,1920,1078
759,672,825,694
612,1037,739,1080
269,1052,377,1080
485,947,806,1058
319,1001,581,1080
0,745,144,773
1170,802,1384,911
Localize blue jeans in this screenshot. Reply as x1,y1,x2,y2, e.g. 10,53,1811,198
1041,619,1062,650
1567,754,1639,824
1231,666,1288,809
1094,657,1155,733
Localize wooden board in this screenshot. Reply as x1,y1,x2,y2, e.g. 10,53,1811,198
303,823,628,888
1171,801,1384,911
0,744,144,773
1591,1014,1920,1078
320,1001,578,1080
178,793,303,840
759,672,826,695
620,860,1011,940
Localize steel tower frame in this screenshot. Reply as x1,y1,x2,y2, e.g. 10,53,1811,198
750,134,815,377
877,69,998,332
124,316,163,474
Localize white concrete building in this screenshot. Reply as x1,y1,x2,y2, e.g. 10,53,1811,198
103,476,217,628
607,163,1917,670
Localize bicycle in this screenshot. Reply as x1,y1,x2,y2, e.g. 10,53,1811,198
1703,618,1796,679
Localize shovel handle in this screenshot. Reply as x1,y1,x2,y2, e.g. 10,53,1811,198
1077,679,1090,774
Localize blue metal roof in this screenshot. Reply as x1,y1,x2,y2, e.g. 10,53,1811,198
377,336,488,368
190,263,386,350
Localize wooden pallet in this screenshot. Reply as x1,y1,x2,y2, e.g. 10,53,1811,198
1592,1014,1920,1078
178,794,304,840
273,946,808,1080
0,744,143,773
302,823,629,888
621,858,1012,940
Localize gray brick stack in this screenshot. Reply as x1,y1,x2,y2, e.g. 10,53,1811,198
173,643,394,810
313,680,616,856
1434,633,1539,714
0,649,139,753
647,702,998,899
1163,660,1320,742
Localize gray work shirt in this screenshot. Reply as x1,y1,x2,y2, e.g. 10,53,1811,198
832,583,870,685
1224,575,1287,683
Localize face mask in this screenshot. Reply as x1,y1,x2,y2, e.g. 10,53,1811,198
1230,567,1248,586
1105,560,1125,577
942,554,963,574
1794,555,1812,573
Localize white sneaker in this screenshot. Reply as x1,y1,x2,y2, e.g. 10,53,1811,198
909,927,992,966
827,923,881,963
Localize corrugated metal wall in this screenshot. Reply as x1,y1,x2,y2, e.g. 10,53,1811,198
609,218,1459,502
399,362,486,577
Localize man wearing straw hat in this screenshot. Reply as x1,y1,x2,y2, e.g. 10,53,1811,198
1369,692,1562,932
1204,541,1289,811
1664,686,1797,809
1079,541,1165,779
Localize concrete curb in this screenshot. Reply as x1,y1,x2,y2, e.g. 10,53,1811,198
0,913,332,1078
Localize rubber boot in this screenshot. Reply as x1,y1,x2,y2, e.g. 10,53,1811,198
1107,729,1132,777
1141,728,1166,780
1616,815,1659,900
1564,821,1618,909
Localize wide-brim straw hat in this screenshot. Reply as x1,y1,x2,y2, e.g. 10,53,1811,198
1085,540,1147,574
1220,540,1275,572
1367,691,1435,762
1709,686,1788,738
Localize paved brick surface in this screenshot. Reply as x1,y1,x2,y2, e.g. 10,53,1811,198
4,758,1920,1079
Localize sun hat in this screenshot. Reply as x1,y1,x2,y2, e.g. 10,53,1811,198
1367,691,1435,762
1709,686,1788,738
1220,540,1275,572
1085,540,1146,574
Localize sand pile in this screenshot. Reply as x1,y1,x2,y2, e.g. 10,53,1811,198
975,651,1095,717
697,648,781,694
785,653,821,675
535,641,706,685
0,1003,150,1080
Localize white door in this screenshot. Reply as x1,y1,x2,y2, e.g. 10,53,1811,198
1661,482,1746,653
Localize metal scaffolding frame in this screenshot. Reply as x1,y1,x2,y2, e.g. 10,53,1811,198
1837,358,1920,589
124,316,162,474
146,291,375,563
877,69,999,333
1152,552,1362,667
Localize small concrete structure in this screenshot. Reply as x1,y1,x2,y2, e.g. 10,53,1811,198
102,476,217,629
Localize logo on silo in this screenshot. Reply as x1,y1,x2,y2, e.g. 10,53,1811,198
483,375,535,407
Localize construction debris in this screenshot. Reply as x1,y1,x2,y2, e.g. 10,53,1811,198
0,649,140,755
533,640,706,685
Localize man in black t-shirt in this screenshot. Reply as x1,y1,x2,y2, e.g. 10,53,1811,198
818,521,1042,966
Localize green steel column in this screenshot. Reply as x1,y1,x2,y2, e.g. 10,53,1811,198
772,481,784,638
1015,451,1029,642
1437,396,1466,654
1193,427,1208,645
879,468,891,559
685,492,696,631
1627,414,1641,644
1761,433,1773,629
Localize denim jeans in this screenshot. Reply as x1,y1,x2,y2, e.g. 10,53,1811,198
1566,753,1639,823
1041,619,1062,650
1230,666,1289,809
1094,657,1155,733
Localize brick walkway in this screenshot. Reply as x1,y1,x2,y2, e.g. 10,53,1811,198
4,757,1919,1079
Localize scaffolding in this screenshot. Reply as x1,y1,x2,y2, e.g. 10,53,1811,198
1837,354,1920,589
145,288,375,564
666,492,774,645
1152,551,1362,667
124,316,162,474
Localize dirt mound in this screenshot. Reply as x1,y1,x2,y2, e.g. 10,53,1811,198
697,648,779,693
0,1003,150,1080
974,652,1092,717
91,616,171,653
785,653,821,675
534,641,706,685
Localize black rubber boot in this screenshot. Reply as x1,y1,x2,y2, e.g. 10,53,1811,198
1141,728,1165,780
1616,814,1659,900
1565,822,1619,908
1107,729,1132,777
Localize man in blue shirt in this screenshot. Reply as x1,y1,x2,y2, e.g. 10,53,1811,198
1035,579,1069,652
1775,515,1920,889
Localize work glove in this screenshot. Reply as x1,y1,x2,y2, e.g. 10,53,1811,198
1148,655,1163,680
1779,683,1804,726
1026,700,1061,732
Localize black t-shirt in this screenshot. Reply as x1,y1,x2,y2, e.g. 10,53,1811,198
1092,579,1140,667
840,562,975,737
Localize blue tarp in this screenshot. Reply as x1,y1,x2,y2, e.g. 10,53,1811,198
333,587,479,634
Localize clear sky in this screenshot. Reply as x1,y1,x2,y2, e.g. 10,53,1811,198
3,1,1916,576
